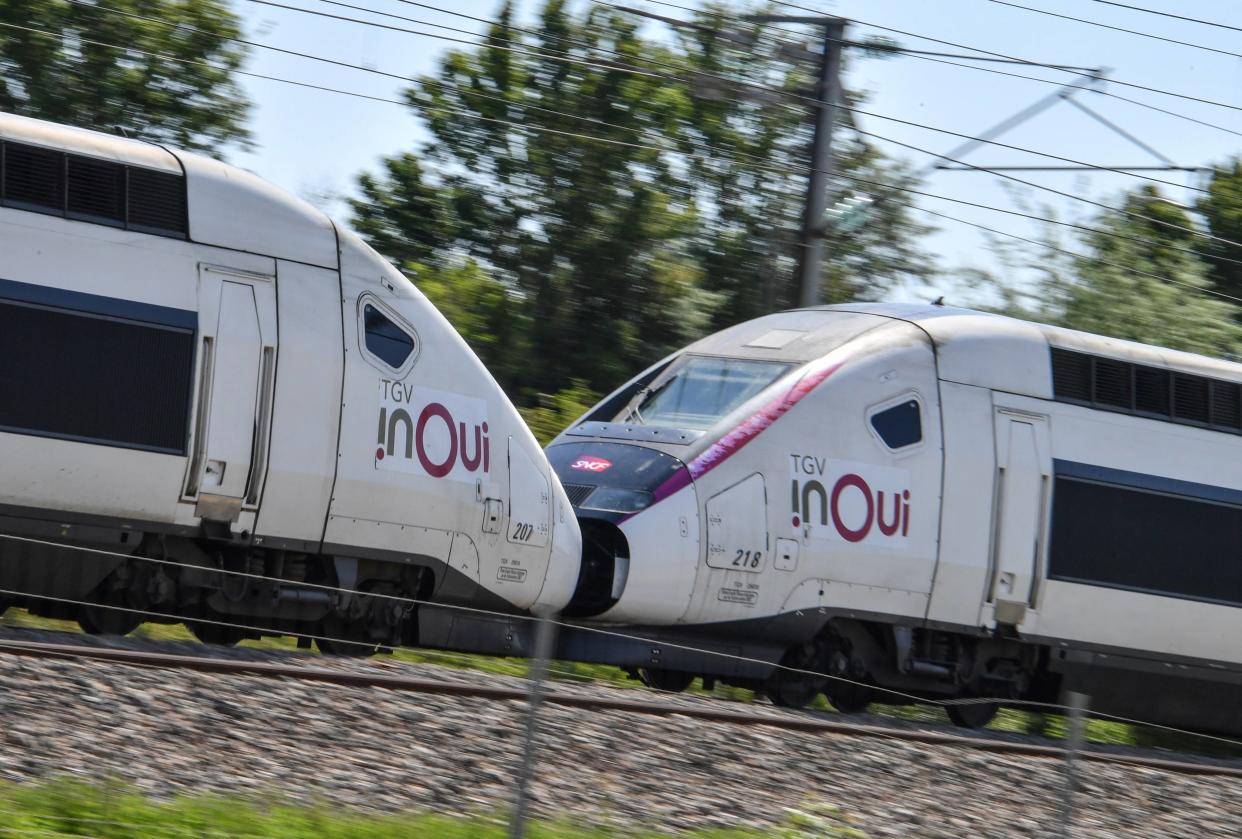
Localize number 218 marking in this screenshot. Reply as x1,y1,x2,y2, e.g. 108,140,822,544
733,549,761,569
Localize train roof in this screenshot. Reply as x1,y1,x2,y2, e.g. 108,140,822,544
686,303,1242,401
0,112,337,269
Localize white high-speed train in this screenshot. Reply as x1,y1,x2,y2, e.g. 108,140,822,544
537,303,1242,733
0,112,580,651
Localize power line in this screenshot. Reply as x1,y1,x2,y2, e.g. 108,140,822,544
12,14,1242,269
990,0,1242,61
915,204,1242,305
1092,0,1242,34
5,19,1240,295
761,0,1242,114
242,0,1221,201
246,0,664,78
65,0,641,136
854,126,1232,250
618,0,1242,140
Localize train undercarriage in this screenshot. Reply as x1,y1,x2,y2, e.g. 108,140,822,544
0,525,434,656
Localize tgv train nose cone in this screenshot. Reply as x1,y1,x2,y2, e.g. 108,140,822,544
533,488,583,614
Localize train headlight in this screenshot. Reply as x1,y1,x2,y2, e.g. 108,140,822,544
580,487,653,514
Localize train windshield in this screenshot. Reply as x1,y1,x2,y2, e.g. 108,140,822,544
618,356,791,431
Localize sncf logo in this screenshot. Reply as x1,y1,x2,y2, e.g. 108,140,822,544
790,455,911,546
376,381,489,483
570,456,612,473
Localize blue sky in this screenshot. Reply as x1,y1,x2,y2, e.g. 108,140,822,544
228,0,1242,304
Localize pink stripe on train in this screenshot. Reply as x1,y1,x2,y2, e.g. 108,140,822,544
649,359,845,504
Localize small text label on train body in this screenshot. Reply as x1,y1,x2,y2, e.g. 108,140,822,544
790,454,911,547
376,381,489,483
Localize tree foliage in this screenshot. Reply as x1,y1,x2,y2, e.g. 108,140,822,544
0,0,250,153
1198,157,1242,303
983,185,1242,358
351,1,936,404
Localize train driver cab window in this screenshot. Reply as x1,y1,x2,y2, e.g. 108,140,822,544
869,398,922,450
360,300,418,372
618,356,791,431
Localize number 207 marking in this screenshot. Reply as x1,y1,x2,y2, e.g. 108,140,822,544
733,549,761,569
512,522,535,541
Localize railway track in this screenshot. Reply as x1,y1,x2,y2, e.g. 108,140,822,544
0,636,1239,780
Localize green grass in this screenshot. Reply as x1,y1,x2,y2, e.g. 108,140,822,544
0,781,877,838
0,779,778,838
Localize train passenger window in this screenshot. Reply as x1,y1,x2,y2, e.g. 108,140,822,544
363,303,416,369
870,399,922,450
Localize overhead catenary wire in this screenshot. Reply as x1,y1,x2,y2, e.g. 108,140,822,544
7,17,1242,296
1092,0,1242,34
256,0,1217,200
60,0,1230,252
238,0,1237,233
759,0,1242,114
989,0,1242,61
619,0,1242,140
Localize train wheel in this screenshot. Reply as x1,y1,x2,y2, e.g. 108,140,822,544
636,667,695,693
315,637,378,657
947,701,999,729
824,683,872,714
189,621,247,647
77,604,141,636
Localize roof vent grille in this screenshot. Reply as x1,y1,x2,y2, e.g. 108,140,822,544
3,142,63,212
1051,347,1242,436
1,139,186,238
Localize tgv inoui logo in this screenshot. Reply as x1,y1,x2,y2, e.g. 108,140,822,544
376,380,489,483
790,455,911,547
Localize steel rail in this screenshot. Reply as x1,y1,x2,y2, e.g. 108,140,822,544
0,638,1239,779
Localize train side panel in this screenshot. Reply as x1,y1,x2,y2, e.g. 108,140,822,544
1000,391,1242,668
924,381,996,629
251,260,344,549
0,206,278,533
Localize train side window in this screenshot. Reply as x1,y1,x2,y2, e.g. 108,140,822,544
869,399,922,450
361,302,417,371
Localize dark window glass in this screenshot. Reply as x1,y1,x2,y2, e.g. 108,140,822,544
1049,475,1242,608
0,297,193,453
363,304,415,368
870,400,922,449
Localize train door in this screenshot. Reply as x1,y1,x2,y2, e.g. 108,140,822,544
184,264,278,528
986,409,1051,626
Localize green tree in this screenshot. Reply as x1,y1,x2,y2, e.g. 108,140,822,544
353,1,936,401
982,185,1242,357
1198,157,1242,302
670,12,935,324
411,259,530,390
0,0,250,153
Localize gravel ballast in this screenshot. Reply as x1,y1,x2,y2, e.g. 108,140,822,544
0,628,1238,838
